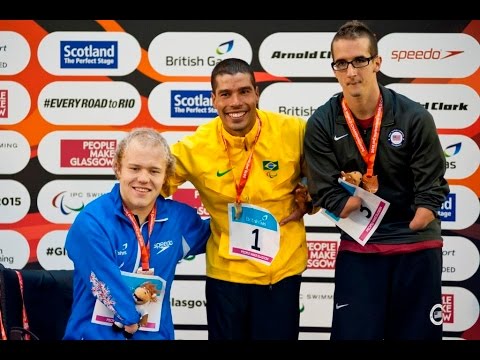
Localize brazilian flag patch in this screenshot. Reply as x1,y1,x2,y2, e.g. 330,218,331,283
263,161,279,171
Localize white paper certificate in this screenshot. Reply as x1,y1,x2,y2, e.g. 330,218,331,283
320,178,390,246
91,271,166,332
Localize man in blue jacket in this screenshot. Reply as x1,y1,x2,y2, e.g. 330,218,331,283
63,128,211,340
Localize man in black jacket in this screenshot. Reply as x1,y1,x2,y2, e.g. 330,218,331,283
304,20,449,340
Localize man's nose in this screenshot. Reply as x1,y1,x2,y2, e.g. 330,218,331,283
137,170,149,182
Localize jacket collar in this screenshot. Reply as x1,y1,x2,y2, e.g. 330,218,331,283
220,110,262,149
110,182,168,222
335,85,395,127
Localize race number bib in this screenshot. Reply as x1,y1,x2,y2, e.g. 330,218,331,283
320,178,390,246
228,203,280,265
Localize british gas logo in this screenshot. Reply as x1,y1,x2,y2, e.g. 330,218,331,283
259,82,341,120
439,135,480,179
379,33,479,78
148,32,252,76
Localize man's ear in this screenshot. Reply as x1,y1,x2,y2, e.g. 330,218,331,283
112,161,119,178
373,55,382,73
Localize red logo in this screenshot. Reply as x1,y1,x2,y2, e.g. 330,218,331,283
172,188,209,218
307,240,337,269
60,139,116,168
0,89,8,118
442,294,454,323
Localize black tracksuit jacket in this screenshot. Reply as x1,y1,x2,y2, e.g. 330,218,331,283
304,85,450,245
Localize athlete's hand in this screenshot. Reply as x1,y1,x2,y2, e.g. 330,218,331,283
124,323,139,334
409,207,435,231
279,184,310,226
339,196,362,218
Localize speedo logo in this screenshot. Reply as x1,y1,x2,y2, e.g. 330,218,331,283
216,168,233,177
379,33,478,78
154,240,173,254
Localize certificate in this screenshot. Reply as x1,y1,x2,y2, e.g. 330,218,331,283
91,271,166,332
320,178,390,246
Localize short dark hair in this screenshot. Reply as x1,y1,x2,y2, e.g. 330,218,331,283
210,58,256,93
331,20,378,60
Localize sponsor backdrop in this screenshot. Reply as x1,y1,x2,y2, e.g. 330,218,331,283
0,20,479,340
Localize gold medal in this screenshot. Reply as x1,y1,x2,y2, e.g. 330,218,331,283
362,174,379,193
234,202,243,220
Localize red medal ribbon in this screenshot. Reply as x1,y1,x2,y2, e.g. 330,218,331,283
123,204,157,271
220,117,262,207
341,96,383,178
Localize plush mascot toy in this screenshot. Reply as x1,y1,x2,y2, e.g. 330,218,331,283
340,171,362,187
112,281,160,339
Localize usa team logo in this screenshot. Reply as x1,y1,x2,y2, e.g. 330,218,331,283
387,129,405,147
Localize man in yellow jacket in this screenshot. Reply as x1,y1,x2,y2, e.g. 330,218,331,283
166,58,309,340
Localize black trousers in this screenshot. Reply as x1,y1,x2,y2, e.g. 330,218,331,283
205,275,301,340
331,248,443,340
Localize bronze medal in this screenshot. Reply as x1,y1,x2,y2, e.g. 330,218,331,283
362,174,379,193
234,202,243,220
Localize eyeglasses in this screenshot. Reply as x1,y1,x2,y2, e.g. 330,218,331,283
331,55,377,71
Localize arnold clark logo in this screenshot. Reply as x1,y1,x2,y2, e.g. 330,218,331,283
379,33,480,78
38,32,141,76
386,84,479,130
258,32,336,77
148,32,252,76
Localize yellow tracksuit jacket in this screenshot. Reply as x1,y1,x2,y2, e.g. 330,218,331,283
168,109,308,285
